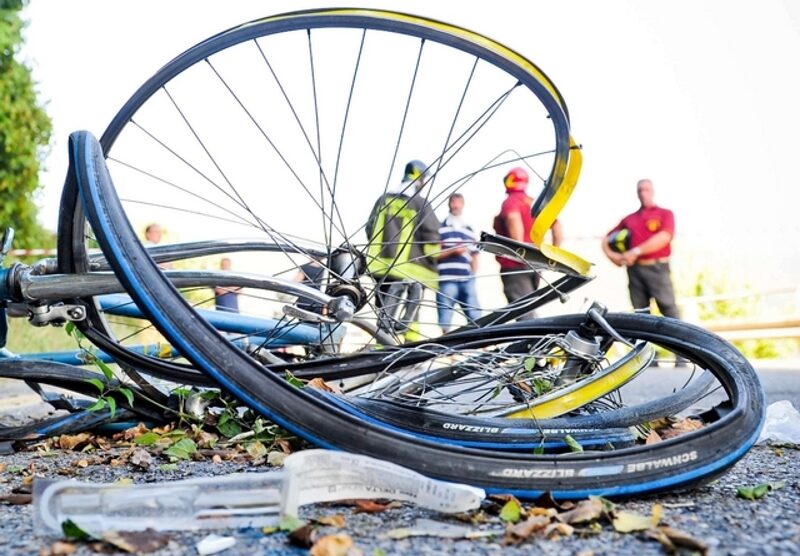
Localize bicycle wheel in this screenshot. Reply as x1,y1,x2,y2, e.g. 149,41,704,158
76,128,766,498
57,8,583,387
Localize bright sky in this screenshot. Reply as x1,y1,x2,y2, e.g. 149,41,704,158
19,0,800,313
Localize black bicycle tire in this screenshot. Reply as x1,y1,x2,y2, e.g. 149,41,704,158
0,359,167,420
76,129,766,498
0,408,138,442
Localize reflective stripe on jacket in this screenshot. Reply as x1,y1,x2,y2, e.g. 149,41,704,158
366,192,440,286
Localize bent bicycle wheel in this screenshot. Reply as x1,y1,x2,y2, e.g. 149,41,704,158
57,8,582,387
76,128,766,498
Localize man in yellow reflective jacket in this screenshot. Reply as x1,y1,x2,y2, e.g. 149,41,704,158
365,160,440,340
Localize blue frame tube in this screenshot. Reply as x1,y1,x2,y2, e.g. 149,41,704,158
99,294,332,346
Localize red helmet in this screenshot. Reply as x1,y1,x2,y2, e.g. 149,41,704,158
503,167,528,191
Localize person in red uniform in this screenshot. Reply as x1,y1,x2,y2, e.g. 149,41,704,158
493,167,563,318
601,178,680,320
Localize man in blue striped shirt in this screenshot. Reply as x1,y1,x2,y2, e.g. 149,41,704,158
436,193,481,332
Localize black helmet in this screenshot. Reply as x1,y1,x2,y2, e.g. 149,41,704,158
607,228,630,253
403,160,429,184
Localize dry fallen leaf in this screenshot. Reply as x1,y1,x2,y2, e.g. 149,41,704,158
351,500,402,513
448,510,489,525
645,528,676,553
487,493,522,505
660,418,704,439
645,429,662,445
288,524,318,548
544,522,574,540
275,439,293,455
307,377,342,394
118,423,149,442
267,451,287,467
101,529,170,553
193,430,219,449
612,511,654,533
246,440,268,460
309,534,354,556
557,498,604,524
316,514,347,528
152,423,175,435
528,507,558,518
38,541,76,556
0,493,32,505
612,503,662,533
58,433,92,451
503,515,551,544
532,492,574,511
130,449,153,470
94,437,112,451
658,526,709,554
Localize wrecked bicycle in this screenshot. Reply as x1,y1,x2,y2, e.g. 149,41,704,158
1,8,764,499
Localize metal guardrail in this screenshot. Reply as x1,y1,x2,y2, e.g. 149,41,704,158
679,287,800,341
9,248,57,257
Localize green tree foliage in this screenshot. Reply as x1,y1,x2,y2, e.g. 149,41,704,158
0,0,52,248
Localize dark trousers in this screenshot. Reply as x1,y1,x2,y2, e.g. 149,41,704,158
374,277,424,333
626,262,679,319
500,271,541,320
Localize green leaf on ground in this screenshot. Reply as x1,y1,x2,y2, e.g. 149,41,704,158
93,358,115,381
564,434,584,453
499,499,522,523
133,432,160,446
279,514,307,532
217,411,243,438
171,387,192,399
165,438,197,461
523,358,536,372
737,482,784,500
85,398,108,412
61,519,94,541
285,372,305,389
84,378,105,393
532,377,552,396
118,387,135,407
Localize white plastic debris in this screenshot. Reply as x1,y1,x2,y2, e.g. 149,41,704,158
281,450,485,518
196,534,236,555
757,400,800,444
33,449,485,535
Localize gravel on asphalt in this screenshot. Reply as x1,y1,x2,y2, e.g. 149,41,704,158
0,442,797,556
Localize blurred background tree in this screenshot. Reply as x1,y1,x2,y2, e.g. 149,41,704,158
0,0,52,250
